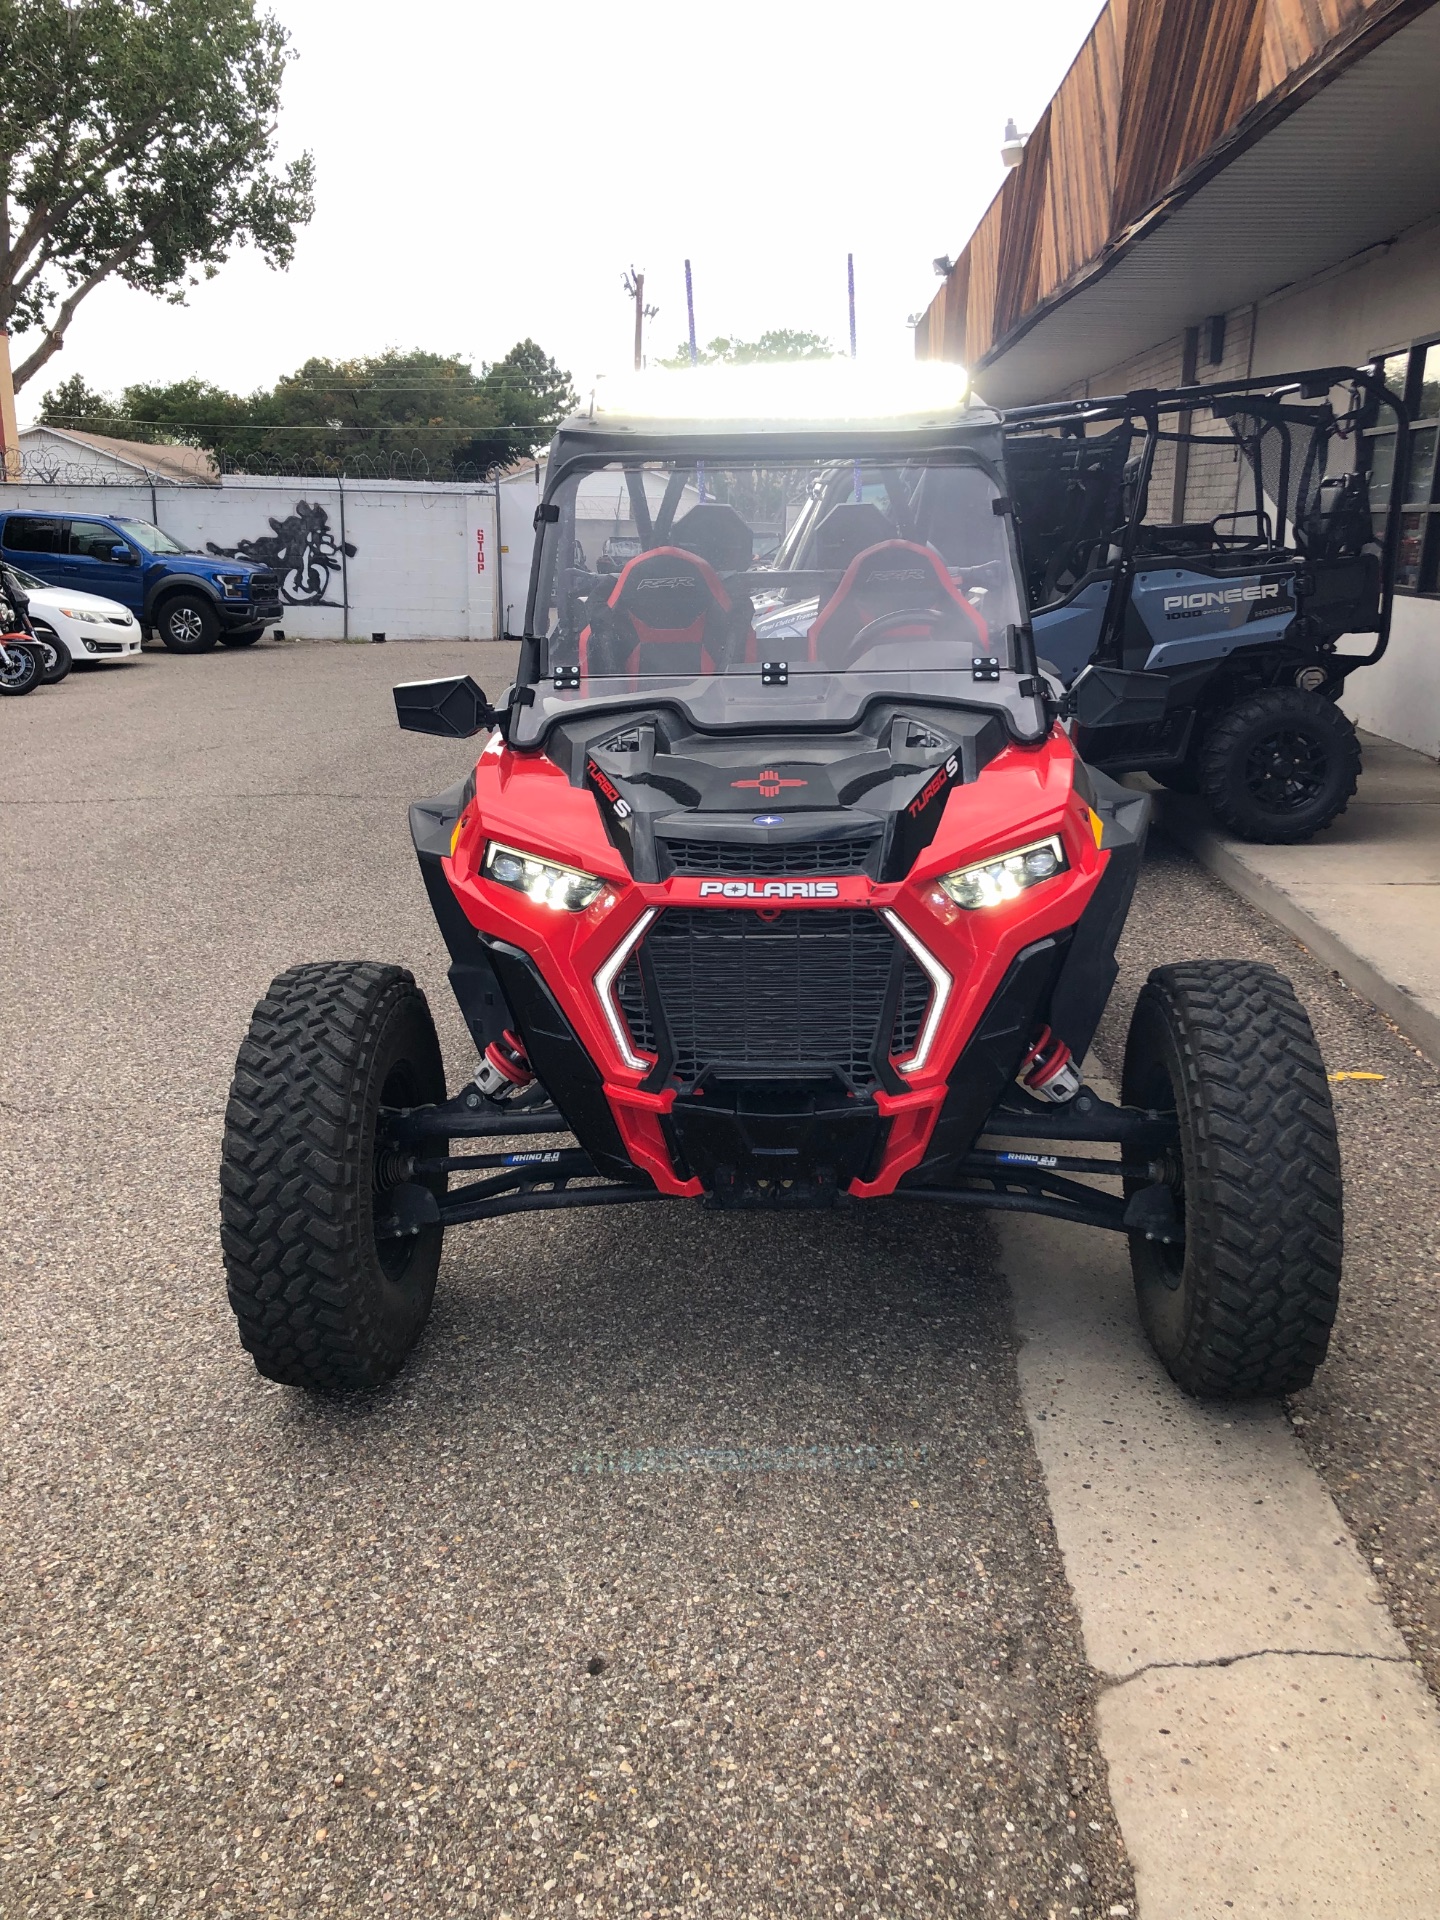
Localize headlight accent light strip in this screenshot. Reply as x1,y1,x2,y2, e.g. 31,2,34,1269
594,909,657,1073
881,910,952,1076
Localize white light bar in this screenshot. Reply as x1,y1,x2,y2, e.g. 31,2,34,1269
593,910,657,1072
882,910,953,1075
587,358,973,431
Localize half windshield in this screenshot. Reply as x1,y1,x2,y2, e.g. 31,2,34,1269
517,454,1026,744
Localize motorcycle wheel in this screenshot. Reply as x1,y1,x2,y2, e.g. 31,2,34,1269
0,642,42,695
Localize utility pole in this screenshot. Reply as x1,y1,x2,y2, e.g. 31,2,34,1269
622,266,658,372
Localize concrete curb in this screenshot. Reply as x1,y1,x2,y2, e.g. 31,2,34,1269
1003,1197,1440,1914
1151,794,1440,1068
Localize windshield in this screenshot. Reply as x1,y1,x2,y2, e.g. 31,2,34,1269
111,517,187,554
6,564,48,592
518,454,1026,745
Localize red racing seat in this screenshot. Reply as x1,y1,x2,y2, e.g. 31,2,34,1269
579,546,753,679
806,540,991,667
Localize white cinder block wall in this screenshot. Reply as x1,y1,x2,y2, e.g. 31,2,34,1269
0,476,500,641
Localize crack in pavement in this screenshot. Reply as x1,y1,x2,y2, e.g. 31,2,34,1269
1102,1646,1416,1689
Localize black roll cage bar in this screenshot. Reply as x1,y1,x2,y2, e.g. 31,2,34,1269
1001,365,1409,673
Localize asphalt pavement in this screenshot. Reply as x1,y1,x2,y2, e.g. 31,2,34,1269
1,641,1134,1919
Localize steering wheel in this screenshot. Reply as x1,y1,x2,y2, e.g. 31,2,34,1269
840,602,984,668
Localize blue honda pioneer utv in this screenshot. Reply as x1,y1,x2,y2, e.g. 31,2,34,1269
1003,367,1407,842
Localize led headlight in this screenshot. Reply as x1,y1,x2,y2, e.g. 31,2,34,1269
215,573,246,599
484,840,605,912
937,834,1068,910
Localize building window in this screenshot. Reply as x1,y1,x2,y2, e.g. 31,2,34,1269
1366,338,1440,594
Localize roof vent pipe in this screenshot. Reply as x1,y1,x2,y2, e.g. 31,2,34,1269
1001,118,1026,169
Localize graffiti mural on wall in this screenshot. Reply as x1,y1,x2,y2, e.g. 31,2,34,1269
207,501,357,606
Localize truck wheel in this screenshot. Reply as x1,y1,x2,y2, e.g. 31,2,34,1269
1198,687,1359,842
1121,960,1341,1399
156,593,219,653
219,961,447,1391
219,625,265,647
0,642,42,694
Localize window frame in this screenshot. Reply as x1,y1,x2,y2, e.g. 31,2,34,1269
1364,333,1440,597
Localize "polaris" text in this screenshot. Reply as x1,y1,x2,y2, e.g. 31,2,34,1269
697,880,841,899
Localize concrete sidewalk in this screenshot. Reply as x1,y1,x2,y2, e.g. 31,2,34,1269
1152,731,1440,1066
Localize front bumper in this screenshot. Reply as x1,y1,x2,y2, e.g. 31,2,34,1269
421,789,1146,1208
73,621,141,659
218,601,282,630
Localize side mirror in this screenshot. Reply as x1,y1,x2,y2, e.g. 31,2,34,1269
393,675,496,738
109,544,136,564
1069,664,1169,729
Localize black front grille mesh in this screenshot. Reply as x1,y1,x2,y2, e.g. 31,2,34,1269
614,953,655,1056
662,837,876,876
644,908,896,1082
891,958,932,1058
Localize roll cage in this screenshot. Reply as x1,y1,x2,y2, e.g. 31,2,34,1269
1001,364,1409,675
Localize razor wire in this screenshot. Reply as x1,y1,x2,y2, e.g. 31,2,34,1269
14,446,514,487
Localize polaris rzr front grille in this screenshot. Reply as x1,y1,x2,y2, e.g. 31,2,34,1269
662,837,876,876
642,908,896,1082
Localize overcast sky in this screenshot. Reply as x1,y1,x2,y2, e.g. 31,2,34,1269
17,0,1103,415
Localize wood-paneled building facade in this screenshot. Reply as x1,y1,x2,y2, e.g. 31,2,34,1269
916,0,1440,752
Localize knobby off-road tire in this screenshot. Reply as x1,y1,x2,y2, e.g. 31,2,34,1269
220,962,447,1390
1198,687,1359,842
1121,960,1341,1399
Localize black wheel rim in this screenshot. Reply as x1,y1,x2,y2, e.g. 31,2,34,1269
1243,727,1329,813
1,648,36,689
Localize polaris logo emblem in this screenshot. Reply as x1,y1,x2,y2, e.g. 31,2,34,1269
698,880,841,899
1162,583,1281,614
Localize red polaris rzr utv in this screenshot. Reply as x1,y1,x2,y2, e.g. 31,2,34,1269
219,366,1342,1401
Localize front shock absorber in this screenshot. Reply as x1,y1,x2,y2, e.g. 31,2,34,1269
473,1028,535,1103
1017,1026,1083,1104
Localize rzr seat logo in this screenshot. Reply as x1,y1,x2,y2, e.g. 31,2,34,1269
867,568,928,585
731,768,809,799
1162,583,1281,615
698,880,841,899
907,754,960,818
635,576,696,591
586,757,632,819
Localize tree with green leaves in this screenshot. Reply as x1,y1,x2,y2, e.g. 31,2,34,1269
39,340,579,477
659,328,836,369
0,0,314,393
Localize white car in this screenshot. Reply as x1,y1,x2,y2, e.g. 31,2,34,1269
9,563,142,664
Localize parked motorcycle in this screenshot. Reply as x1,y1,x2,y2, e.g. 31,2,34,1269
0,563,65,691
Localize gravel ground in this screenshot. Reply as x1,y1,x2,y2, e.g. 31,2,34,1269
1094,834,1440,1696
1,642,1134,1920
